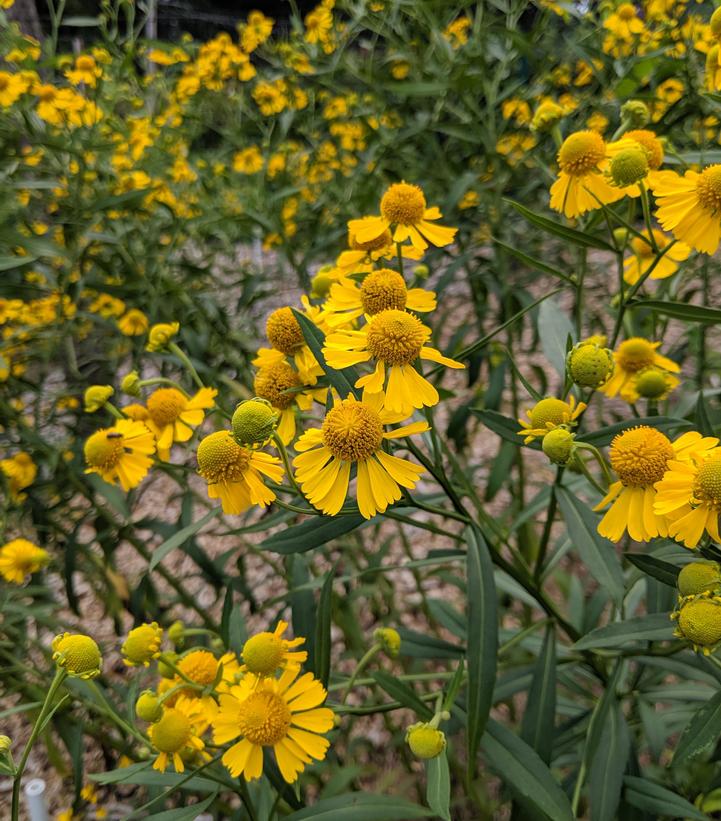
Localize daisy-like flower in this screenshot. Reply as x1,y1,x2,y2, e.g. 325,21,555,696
334,218,424,277
158,648,222,721
196,430,283,515
599,338,680,400
121,622,163,667
144,386,217,460
322,268,436,328
253,306,323,385
253,361,325,445
650,165,721,254
671,593,721,654
148,697,208,773
595,428,717,542
348,182,457,253
240,621,307,677
624,129,665,186
213,668,334,783
517,396,585,444
623,229,691,285
0,538,49,584
293,394,427,519
322,310,464,416
84,419,155,491
622,366,680,404
655,447,721,547
0,451,36,502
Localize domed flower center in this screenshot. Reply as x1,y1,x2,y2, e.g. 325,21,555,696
609,147,648,187
617,3,636,19
380,183,426,225
528,398,570,429
616,338,656,372
76,55,96,71
626,130,664,170
693,453,721,505
254,362,301,410
696,166,721,213
177,650,219,686
152,709,192,752
237,690,292,745
322,400,383,461
678,598,721,648
609,426,673,486
197,431,251,483
84,429,125,469
266,307,304,354
147,388,187,427
349,220,393,252
634,367,669,399
242,632,285,675
558,131,606,175
360,269,408,315
366,309,429,365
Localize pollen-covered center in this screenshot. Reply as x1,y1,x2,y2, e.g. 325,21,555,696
616,337,656,372
237,690,292,745
349,221,393,252
693,452,721,505
528,398,570,429
254,362,302,409
177,650,218,686
84,429,125,469
609,426,673,486
380,183,426,225
360,269,408,315
322,400,383,461
366,309,429,365
696,166,721,213
266,307,305,354
152,709,192,752
197,431,251,482
557,131,606,175
678,599,721,647
242,632,285,675
634,367,669,399
147,388,186,427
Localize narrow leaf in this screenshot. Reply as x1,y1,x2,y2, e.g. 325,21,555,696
148,508,219,571
372,671,434,720
261,514,365,554
623,776,707,820
284,794,434,820
520,625,556,764
589,697,630,821
506,199,616,251
426,753,451,821
673,690,721,765
574,614,672,650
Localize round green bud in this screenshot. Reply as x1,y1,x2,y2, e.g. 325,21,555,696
634,367,669,399
51,633,102,679
567,342,614,388
231,398,277,446
677,597,721,650
542,428,575,465
136,690,163,723
374,627,401,658
413,264,430,279
613,227,630,248
167,620,185,647
0,735,11,754
311,266,335,299
121,371,142,397
711,6,721,39
609,147,649,187
158,651,178,679
678,562,721,597
620,99,650,128
406,722,446,759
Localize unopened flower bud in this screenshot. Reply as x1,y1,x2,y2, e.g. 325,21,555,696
168,620,185,646
0,735,11,754
374,627,401,658
231,398,277,446
675,596,721,653
620,100,649,128
413,264,429,279
121,371,142,397
52,633,102,679
542,428,575,465
567,341,614,388
613,227,629,247
135,690,163,723
311,266,336,299
531,100,564,132
84,385,114,413
678,562,721,597
609,147,648,187
406,722,446,759
146,322,179,352
634,366,670,399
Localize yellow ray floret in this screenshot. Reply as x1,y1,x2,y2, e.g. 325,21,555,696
145,386,217,459
599,337,680,400
84,419,156,490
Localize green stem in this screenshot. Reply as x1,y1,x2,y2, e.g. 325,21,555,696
168,343,205,390
340,643,381,704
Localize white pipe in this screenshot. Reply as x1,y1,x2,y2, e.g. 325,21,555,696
24,778,49,821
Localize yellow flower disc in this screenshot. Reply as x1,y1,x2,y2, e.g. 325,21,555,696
542,428,575,465
254,362,301,410
136,690,164,722
609,426,673,486
634,367,670,399
84,429,125,470
242,632,285,675
678,598,721,648
360,269,408,315
567,344,613,388
528,398,570,430
122,622,163,666
237,690,292,745
609,148,648,187
616,338,657,373
52,633,102,678
177,649,219,686
151,708,192,752
380,182,426,225
696,165,721,214
322,400,383,461
406,723,446,759
197,431,250,483
365,309,428,365
266,307,304,354
147,388,186,427
693,452,721,505
678,562,721,597
349,223,393,252
557,131,606,175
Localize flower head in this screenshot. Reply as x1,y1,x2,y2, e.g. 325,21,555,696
600,337,680,401
406,722,446,759
232,398,278,446
566,339,614,388
148,697,207,772
672,594,721,653
145,386,216,460
241,621,307,676
146,322,179,352
0,538,49,584
1,452,37,501
517,396,585,444
84,419,155,491
136,690,164,722
651,166,721,254
52,633,102,679
678,562,721,597
122,622,163,667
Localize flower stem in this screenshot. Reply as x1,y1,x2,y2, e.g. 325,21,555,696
340,643,382,705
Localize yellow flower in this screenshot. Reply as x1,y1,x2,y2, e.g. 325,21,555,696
293,394,427,519
623,229,691,285
52,633,102,679
213,668,334,783
84,419,156,490
323,310,464,416
145,386,217,460
241,621,307,677
117,309,149,336
624,366,680,403
84,384,114,413
595,428,717,542
599,338,680,400
148,697,207,772
348,182,457,253
655,447,721,547
650,165,721,254
233,146,264,174
517,396,585,444
0,451,37,501
65,54,102,87
672,594,721,653
253,306,324,386
122,622,163,667
253,361,323,445
0,538,50,584
678,562,721,597
406,722,446,758
147,322,179,352
196,430,283,515
374,627,401,657
531,100,564,132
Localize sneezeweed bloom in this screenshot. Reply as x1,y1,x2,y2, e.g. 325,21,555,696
624,366,679,403
148,697,207,772
323,310,464,416
600,338,680,400
146,322,179,352
84,419,155,491
655,448,721,547
254,307,322,385
651,165,721,254
595,428,717,542
241,621,307,677
517,396,585,444
531,100,564,132
671,594,721,654
623,229,691,285
52,633,102,679
0,451,37,501
334,218,423,277
121,622,163,667
231,398,278,446
348,182,457,253
0,538,49,584
566,339,614,388
196,430,283,515
145,387,217,459
677,562,721,597
293,395,428,519
84,384,114,413
117,309,149,336
213,668,334,782
253,361,320,445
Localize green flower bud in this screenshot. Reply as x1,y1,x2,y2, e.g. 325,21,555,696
609,147,649,187
406,722,446,759
567,341,614,388
634,366,670,399
135,690,163,723
231,398,278,446
678,562,721,597
620,99,650,128
413,264,429,279
374,627,401,658
542,428,575,465
121,371,142,397
311,266,336,299
167,620,185,647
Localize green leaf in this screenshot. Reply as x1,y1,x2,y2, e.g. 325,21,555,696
396,628,463,659
312,570,333,687
578,416,693,447
61,14,103,25
673,690,721,766
538,299,575,377
520,625,556,765
625,553,680,587
696,393,715,437
89,763,217,792
481,719,574,821
0,255,38,271
633,299,721,324
574,614,672,650
86,474,130,520
466,525,498,780
260,514,365,553
505,199,616,251
623,776,708,820
283,794,434,820
144,794,217,821
491,238,576,284
471,409,539,449
426,753,451,821
589,697,630,821
556,487,625,605
371,671,434,721
148,508,219,571
292,308,360,399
